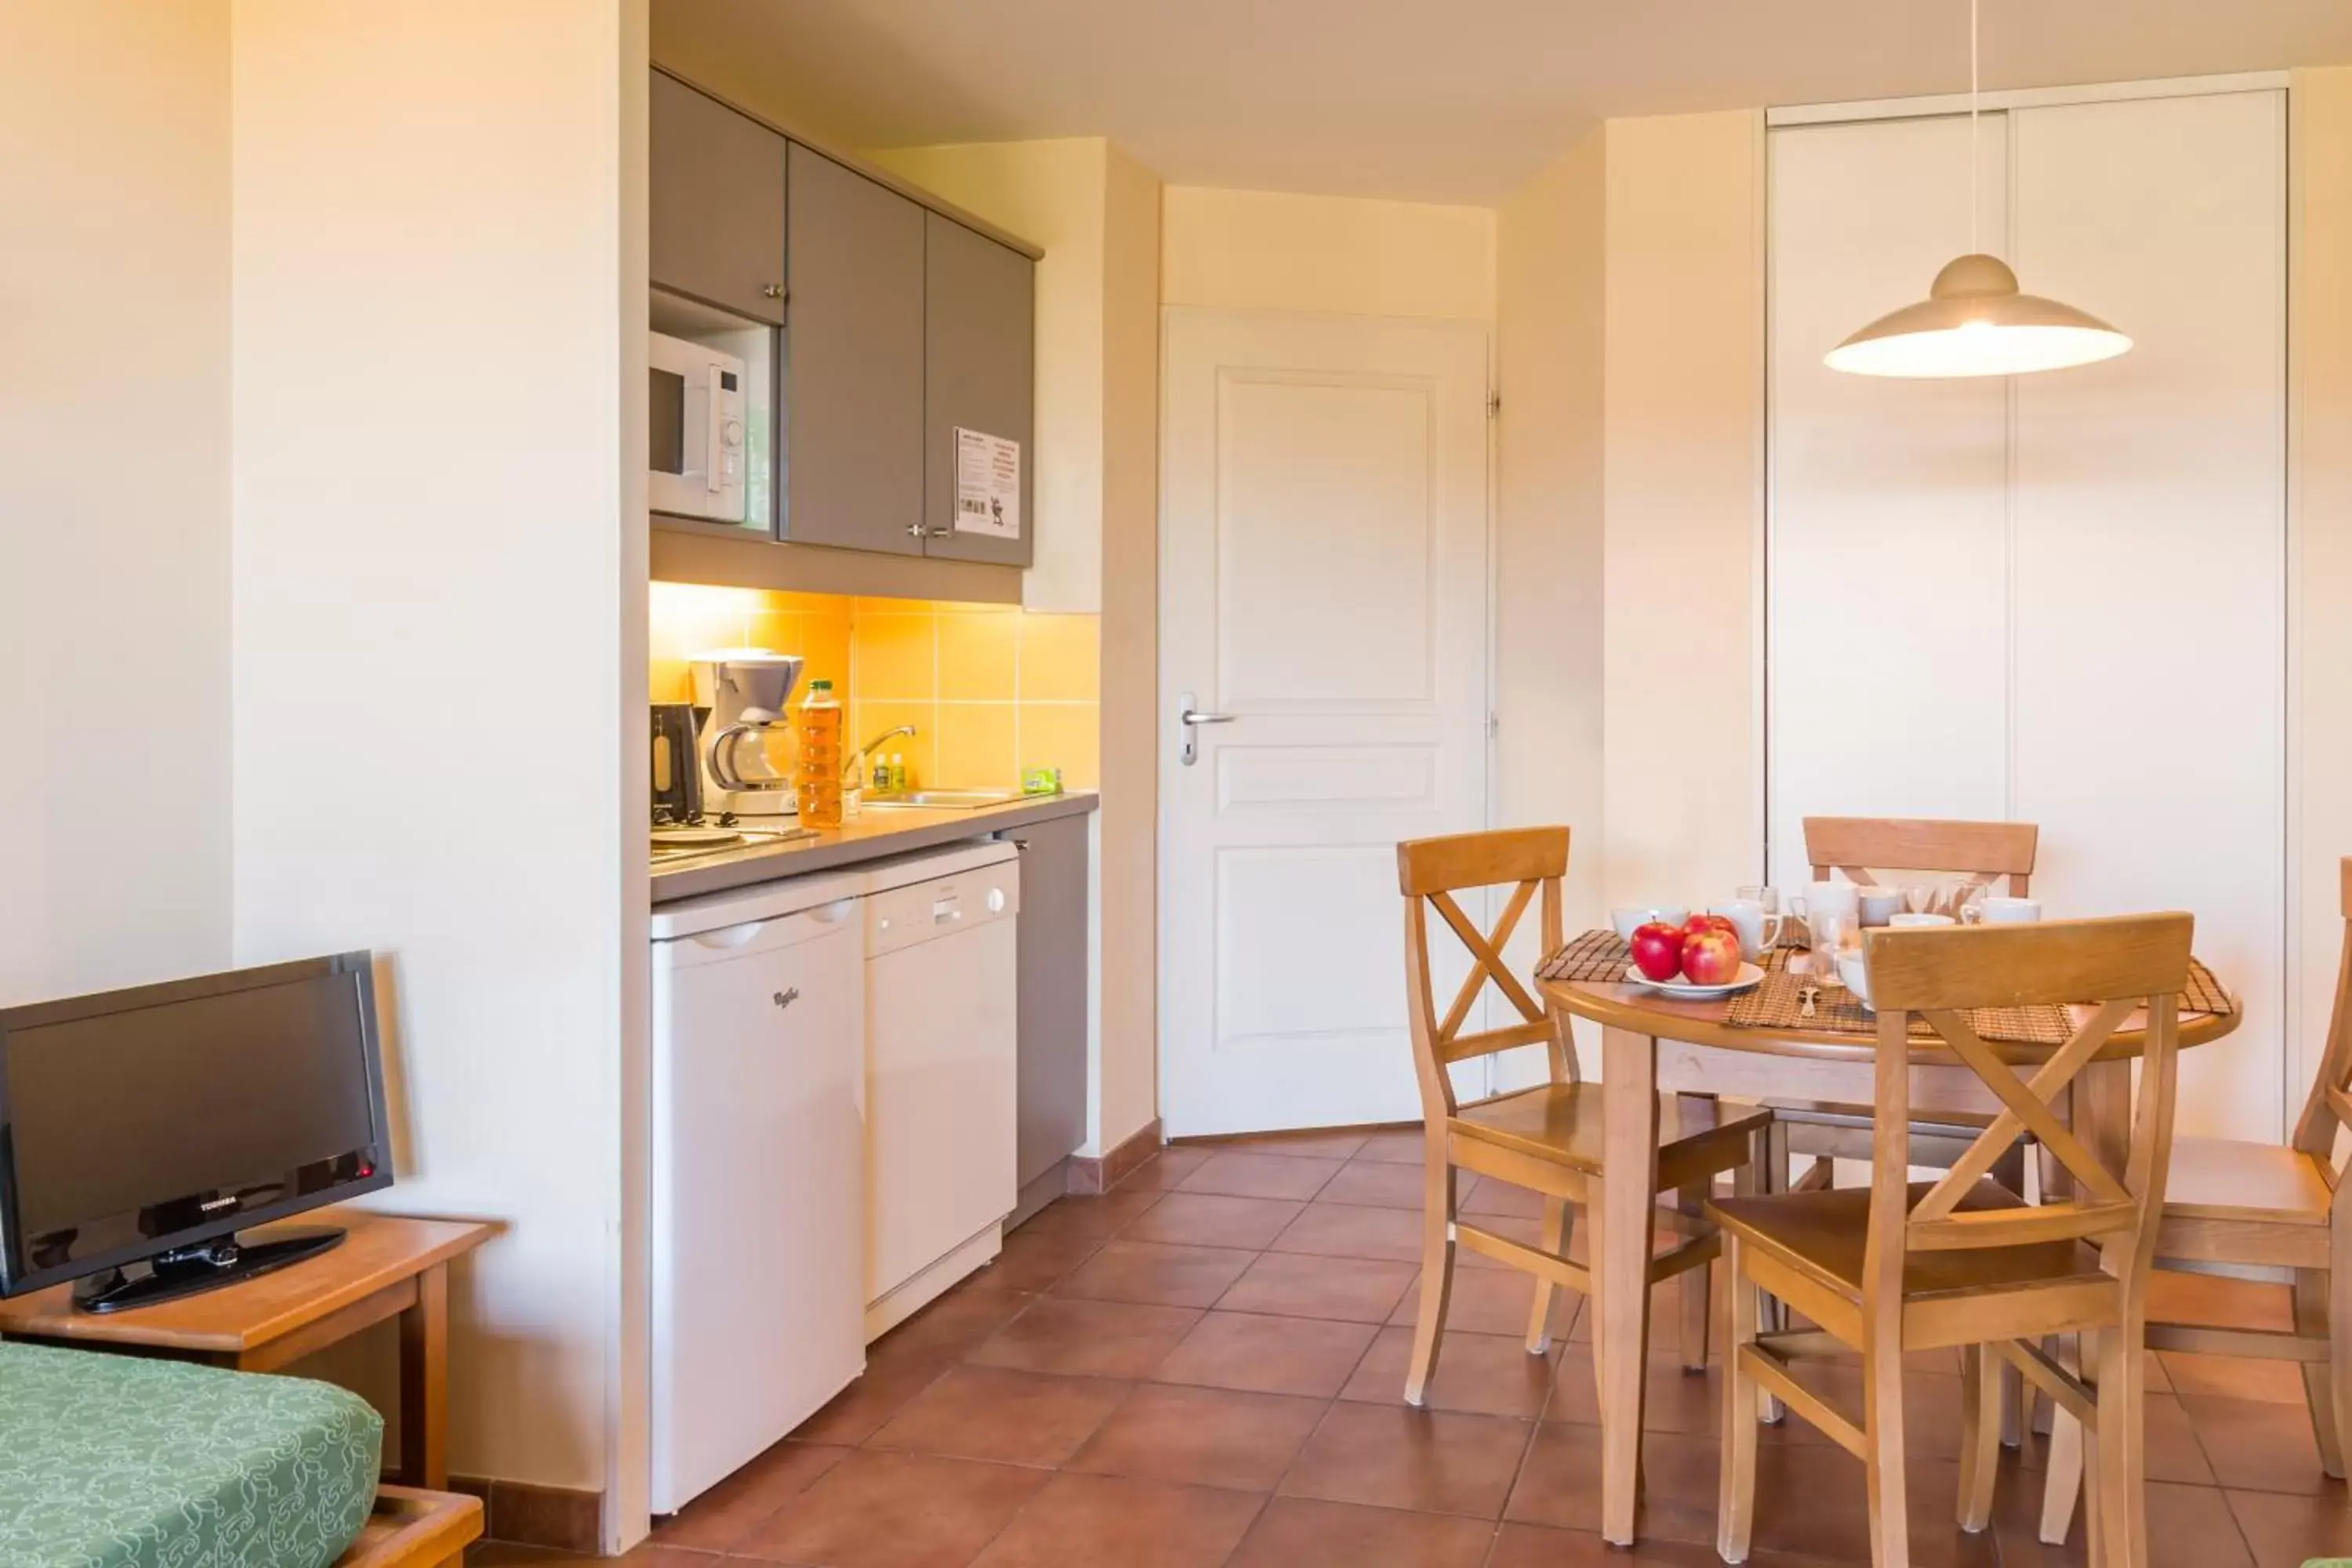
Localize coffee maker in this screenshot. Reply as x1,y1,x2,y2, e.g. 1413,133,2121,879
690,649,804,817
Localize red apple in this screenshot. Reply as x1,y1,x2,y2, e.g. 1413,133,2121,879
1680,929,1743,985
1630,921,1686,982
1684,913,1737,940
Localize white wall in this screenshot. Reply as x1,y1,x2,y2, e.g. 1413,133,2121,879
0,1,231,1004
230,1,646,1533
1600,111,1767,908
1161,187,1495,320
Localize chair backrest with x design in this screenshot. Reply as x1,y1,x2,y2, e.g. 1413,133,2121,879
1861,913,2194,1294
2290,857,2352,1170
1806,816,2040,898
1396,826,1570,1121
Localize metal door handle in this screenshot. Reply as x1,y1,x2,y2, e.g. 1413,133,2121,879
1178,690,1234,767
1181,709,1236,726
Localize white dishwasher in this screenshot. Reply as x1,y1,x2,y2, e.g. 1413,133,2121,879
648,868,867,1514
863,841,1021,1339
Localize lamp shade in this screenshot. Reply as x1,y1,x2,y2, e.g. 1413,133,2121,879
1824,252,2131,378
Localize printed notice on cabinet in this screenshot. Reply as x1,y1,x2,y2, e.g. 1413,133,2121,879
953,427,1021,539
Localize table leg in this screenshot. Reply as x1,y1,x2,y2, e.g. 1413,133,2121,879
1598,1025,1661,1545
399,1261,449,1490
2039,1060,2132,1548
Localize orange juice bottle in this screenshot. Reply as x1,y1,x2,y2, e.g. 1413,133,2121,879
793,680,844,828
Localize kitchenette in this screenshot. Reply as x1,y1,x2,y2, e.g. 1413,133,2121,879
637,67,1102,1517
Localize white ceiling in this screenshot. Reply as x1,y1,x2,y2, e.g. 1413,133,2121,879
652,1,2352,204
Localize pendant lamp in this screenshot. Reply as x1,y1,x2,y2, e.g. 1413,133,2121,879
1825,0,2130,378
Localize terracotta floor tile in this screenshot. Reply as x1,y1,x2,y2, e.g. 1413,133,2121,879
1152,1310,1380,1398
1391,1265,1573,1339
1231,1130,1374,1160
1121,1192,1307,1249
1457,1212,1549,1268
868,1283,1037,1364
967,1297,1203,1380
1461,1174,1548,1219
1225,1496,1498,1568
967,1472,1264,1568
1485,1522,1842,1567
2185,1393,2332,1493
1053,1240,1259,1308
1065,1383,1327,1492
1352,1128,1426,1163
1278,1399,1534,1518
1504,1421,1718,1544
1005,1188,1165,1243
473,1547,720,1566
867,1365,1131,1467
2226,1485,2352,1568
1114,1149,1214,1192
1314,1161,1428,1210
791,1356,953,1446
1544,1344,1730,1437
1341,1326,1558,1419
1994,1463,2252,1568
1175,1150,1345,1201
1215,1250,1415,1323
980,1225,1104,1292
649,1439,848,1549
1268,1201,1426,1263
732,1450,1048,1568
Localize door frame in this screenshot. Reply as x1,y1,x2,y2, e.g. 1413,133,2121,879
1151,304,1500,1137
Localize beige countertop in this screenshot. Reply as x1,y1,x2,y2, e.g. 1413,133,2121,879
650,791,1098,905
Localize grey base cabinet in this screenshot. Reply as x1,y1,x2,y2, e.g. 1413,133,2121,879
1004,813,1089,1192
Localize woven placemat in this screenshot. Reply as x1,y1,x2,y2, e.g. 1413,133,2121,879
1722,971,2078,1044
2183,959,2234,1016
1536,928,1632,983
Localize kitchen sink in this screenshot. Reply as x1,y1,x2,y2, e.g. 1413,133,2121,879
863,789,1023,810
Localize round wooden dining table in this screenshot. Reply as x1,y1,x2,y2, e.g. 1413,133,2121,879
1535,964,2241,1546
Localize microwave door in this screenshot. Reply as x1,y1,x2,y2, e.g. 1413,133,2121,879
651,366,688,481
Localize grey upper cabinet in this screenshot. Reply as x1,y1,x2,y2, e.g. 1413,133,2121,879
784,144,926,556
649,72,786,326
922,212,1036,568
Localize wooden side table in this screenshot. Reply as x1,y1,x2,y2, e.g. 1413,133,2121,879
0,1209,491,1490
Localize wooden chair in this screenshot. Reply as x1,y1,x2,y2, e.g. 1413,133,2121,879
1396,826,1770,1406
1775,816,2045,1192
1710,913,2194,1568
2038,856,2352,1541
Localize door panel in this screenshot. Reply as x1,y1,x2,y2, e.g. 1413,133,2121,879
2011,91,2285,1140
785,144,924,555
923,212,1036,566
1161,310,1489,1135
649,72,786,326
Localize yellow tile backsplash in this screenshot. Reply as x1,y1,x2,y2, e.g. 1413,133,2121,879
648,583,1100,793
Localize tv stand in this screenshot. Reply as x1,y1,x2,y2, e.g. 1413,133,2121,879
72,1226,347,1314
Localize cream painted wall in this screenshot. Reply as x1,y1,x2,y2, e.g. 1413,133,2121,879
230,2,644,1529
1599,111,1766,907
2291,66,2352,1109
1161,186,1496,319
0,1,231,1004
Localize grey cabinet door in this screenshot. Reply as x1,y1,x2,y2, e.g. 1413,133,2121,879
1007,813,1090,1187
649,72,786,326
923,213,1036,567
784,145,925,556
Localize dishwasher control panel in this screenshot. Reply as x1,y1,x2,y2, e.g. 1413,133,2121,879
866,864,1020,958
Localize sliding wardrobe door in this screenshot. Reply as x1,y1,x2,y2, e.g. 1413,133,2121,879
2009,90,2286,1139
1766,114,2013,892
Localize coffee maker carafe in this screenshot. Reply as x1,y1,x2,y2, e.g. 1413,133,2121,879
691,649,804,817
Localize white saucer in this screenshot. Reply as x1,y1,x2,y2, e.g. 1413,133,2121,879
1623,961,1766,1000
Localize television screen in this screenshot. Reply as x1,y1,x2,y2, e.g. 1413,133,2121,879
0,953,392,1300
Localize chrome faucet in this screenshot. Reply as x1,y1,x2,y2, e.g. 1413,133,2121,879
845,724,918,785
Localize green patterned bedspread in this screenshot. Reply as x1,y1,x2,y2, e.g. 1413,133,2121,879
0,1341,381,1568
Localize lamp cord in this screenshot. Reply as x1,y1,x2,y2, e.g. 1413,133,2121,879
1969,0,1980,255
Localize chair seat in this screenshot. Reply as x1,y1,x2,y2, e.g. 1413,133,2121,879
1451,1083,1769,1179
2160,1136,2332,1228
1764,1097,2006,1140
1707,1178,2105,1305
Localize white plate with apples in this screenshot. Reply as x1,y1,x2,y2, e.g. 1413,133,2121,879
1624,915,1766,998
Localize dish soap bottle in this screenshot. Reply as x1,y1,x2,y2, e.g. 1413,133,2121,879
794,680,844,828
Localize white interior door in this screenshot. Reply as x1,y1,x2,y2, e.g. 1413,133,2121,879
2009,91,2286,1140
1160,308,1490,1137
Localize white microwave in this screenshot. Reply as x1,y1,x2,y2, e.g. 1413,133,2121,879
649,331,746,523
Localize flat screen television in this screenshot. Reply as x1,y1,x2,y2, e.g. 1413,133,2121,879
0,952,393,1312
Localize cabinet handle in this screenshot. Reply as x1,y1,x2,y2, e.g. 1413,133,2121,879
1010,837,1029,853
929,528,953,539
906,524,927,539
761,283,784,299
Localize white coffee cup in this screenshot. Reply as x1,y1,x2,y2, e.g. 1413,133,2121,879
1887,912,1956,929
1712,899,1784,962
1965,896,2042,926
1836,947,1875,1010
1858,888,1905,927
1611,906,1688,941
